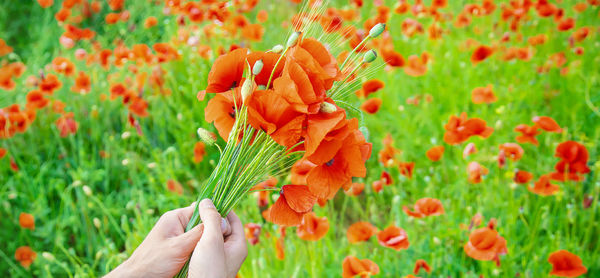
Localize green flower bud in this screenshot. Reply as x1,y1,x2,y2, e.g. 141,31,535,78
241,78,253,102
287,32,301,48
319,102,337,113
363,50,378,63
197,128,217,145
369,23,386,38
271,44,284,53
252,60,264,75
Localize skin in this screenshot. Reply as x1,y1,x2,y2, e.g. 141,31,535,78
105,199,248,278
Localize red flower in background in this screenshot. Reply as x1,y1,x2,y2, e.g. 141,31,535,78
56,112,78,137
413,259,431,274
297,212,329,241
551,141,590,181
444,112,493,145
464,227,507,262
548,250,587,277
347,221,378,243
342,256,379,278
244,223,261,245
426,145,444,162
403,198,445,218
529,174,560,196
377,225,409,251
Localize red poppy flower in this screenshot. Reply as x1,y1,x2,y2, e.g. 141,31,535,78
246,89,305,147
39,74,62,94
498,143,524,162
514,124,540,145
548,250,587,277
297,212,329,241
444,112,493,145
403,198,445,218
26,90,49,109
381,47,405,67
342,256,379,278
193,142,206,163
71,71,91,94
372,180,383,193
56,112,78,137
533,116,562,133
471,45,494,64
467,161,488,184
251,177,277,207
552,141,590,181
414,259,431,274
404,54,428,76
306,123,371,199
360,98,382,114
379,134,401,167
514,170,533,184
356,79,384,98
377,225,409,251
426,145,444,162
205,88,243,141
264,185,317,226
471,84,497,104
528,174,559,196
19,212,35,230
166,179,184,195
0,148,6,159
15,246,37,268
291,159,317,185
398,162,415,179
464,227,507,261
380,171,393,185
244,223,262,245
347,222,378,243
344,182,365,196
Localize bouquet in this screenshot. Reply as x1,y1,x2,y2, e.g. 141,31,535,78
175,5,385,276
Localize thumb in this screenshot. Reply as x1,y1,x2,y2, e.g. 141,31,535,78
172,224,204,254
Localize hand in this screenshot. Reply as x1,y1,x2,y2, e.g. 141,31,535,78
105,199,247,278
188,199,248,278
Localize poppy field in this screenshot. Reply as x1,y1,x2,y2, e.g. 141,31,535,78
1,0,599,277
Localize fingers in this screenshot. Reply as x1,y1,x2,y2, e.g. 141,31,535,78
189,199,227,277
225,211,244,242
224,211,248,265
173,223,204,254
198,199,225,243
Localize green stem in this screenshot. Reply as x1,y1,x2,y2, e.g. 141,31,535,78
339,35,371,71
265,48,288,89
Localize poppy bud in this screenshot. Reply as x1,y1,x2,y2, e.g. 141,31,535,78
197,128,217,145
287,32,301,48
363,50,378,63
257,85,266,90
241,78,253,102
252,60,264,75
42,252,55,261
369,23,386,38
93,217,101,229
319,102,337,113
271,44,284,53
83,185,92,196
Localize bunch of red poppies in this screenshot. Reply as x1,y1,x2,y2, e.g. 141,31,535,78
203,35,373,226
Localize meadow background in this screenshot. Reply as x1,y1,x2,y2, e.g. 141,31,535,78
1,0,599,277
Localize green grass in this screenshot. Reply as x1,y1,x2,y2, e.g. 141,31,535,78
1,0,599,277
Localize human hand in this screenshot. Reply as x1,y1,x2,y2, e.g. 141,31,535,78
105,199,247,278
188,199,248,278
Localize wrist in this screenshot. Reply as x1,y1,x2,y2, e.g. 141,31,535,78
105,258,144,278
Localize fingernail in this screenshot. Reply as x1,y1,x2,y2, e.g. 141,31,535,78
221,218,228,232
200,199,215,209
